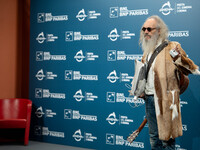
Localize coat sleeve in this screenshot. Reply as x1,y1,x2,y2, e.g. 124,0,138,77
173,43,200,75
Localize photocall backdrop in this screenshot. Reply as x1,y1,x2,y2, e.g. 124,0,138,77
29,0,200,149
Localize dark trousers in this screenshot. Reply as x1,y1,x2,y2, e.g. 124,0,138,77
145,95,175,150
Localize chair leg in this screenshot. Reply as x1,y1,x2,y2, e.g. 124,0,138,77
24,127,30,145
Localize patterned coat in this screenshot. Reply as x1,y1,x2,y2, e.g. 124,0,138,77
141,41,200,141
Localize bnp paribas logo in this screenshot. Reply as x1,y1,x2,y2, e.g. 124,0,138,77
106,133,115,145
110,7,148,18
37,13,68,23
110,7,119,18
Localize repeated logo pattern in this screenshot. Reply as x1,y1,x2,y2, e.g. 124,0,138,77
30,0,194,150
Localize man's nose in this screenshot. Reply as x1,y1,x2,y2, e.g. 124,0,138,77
144,29,149,34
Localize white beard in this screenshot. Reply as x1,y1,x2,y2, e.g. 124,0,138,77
141,31,159,54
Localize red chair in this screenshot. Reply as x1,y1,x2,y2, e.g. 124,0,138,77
0,98,32,145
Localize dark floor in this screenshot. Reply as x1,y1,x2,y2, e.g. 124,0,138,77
0,141,94,150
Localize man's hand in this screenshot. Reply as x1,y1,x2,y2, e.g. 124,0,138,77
172,45,181,61
139,93,145,99
129,90,134,96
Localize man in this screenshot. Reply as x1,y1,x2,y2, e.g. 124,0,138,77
139,15,200,150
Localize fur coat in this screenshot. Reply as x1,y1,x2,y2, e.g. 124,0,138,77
141,41,200,141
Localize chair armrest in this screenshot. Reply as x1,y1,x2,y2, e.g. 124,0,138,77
26,103,32,123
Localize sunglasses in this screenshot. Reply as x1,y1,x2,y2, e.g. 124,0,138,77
142,27,157,32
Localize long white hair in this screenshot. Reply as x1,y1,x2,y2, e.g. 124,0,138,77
139,15,169,53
